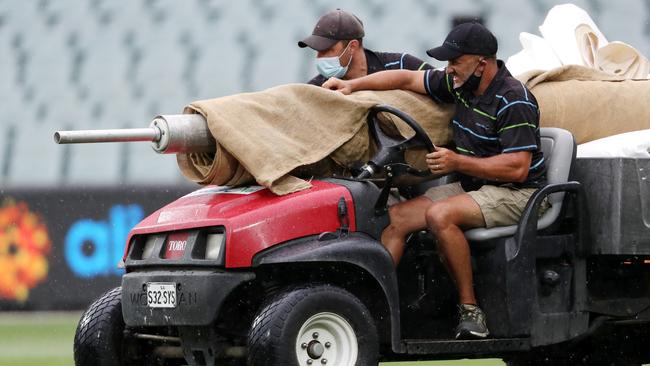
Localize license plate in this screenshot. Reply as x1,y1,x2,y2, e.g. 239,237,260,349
146,282,177,308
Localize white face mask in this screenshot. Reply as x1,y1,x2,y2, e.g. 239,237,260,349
316,42,354,79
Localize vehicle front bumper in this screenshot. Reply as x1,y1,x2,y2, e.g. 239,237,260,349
121,270,255,327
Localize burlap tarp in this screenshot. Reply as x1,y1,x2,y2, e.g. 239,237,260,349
178,66,650,195
178,84,454,195
517,65,650,144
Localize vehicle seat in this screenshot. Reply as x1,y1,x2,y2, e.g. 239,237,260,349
464,128,576,241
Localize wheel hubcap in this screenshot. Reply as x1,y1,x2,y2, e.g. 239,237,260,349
295,312,358,366
307,340,324,358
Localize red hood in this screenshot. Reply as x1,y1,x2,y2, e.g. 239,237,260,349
126,180,355,267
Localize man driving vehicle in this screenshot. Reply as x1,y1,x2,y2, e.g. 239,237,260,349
299,9,432,86
322,22,548,340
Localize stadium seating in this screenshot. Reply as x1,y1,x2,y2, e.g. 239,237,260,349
0,0,647,187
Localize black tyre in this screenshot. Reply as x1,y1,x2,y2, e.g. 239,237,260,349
74,287,126,366
247,284,379,366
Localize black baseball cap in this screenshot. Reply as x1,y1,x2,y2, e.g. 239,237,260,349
298,9,365,51
426,22,498,61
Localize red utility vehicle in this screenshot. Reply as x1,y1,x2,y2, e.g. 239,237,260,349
65,106,650,366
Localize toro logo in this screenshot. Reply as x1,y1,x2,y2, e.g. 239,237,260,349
164,232,189,259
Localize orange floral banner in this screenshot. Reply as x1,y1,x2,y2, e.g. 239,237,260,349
0,200,51,302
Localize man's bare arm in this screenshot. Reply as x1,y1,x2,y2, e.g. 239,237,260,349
322,70,427,95
427,148,532,183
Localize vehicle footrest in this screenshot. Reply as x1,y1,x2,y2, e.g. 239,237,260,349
402,337,530,355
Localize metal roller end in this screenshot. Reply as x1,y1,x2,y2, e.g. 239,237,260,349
53,132,62,144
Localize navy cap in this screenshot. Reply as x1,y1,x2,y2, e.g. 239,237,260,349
426,22,498,60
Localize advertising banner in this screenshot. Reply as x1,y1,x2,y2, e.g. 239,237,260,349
0,186,193,310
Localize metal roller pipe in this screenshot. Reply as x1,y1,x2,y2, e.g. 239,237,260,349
54,128,161,144
52,114,216,154
149,114,215,154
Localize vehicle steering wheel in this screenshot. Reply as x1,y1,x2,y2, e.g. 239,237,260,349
356,104,436,180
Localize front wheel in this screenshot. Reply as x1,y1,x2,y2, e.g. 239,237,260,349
74,287,126,366
247,284,379,366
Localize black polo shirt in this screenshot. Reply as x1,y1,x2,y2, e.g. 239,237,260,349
308,48,432,86
423,60,547,191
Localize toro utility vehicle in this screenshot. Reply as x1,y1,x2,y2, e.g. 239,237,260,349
58,105,650,366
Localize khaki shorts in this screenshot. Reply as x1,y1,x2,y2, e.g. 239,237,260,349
423,182,549,229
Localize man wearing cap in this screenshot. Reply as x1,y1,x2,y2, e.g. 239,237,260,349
323,22,547,340
299,9,432,86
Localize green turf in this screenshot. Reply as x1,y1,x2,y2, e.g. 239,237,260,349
0,312,506,366
0,312,80,366
382,360,503,366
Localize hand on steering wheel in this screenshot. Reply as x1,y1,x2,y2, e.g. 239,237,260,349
426,147,456,176
357,104,436,179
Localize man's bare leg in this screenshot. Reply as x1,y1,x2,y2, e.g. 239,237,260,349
425,193,485,305
380,196,434,265
425,193,490,338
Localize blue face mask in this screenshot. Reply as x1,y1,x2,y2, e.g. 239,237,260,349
316,42,353,79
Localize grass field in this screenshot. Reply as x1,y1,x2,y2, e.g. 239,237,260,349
0,312,505,366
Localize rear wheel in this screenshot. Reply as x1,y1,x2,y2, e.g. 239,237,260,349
247,284,379,366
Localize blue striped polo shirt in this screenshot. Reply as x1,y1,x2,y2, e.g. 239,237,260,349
423,60,547,190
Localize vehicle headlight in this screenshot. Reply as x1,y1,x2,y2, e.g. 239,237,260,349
142,235,159,259
205,233,225,261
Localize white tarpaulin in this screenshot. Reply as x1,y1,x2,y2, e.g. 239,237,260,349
506,3,650,79
577,130,650,158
